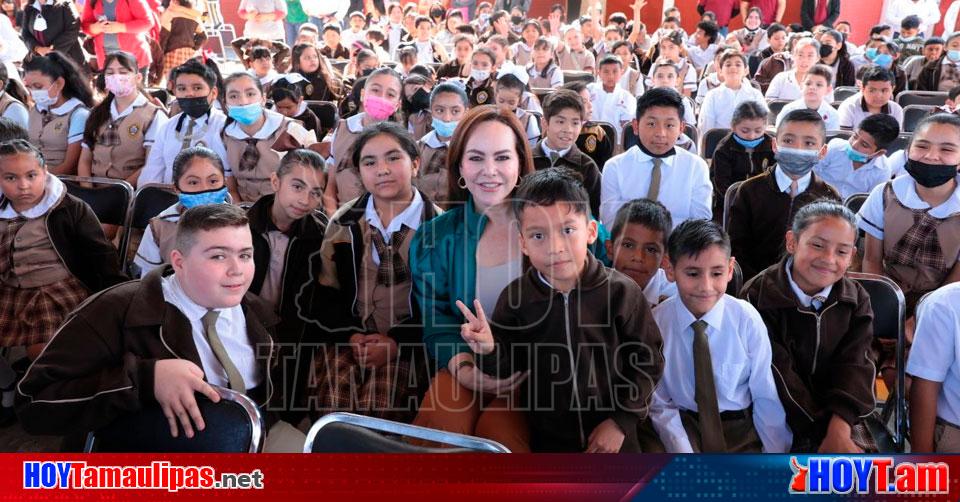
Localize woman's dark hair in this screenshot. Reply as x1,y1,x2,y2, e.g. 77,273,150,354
84,51,142,149
349,121,420,177
23,51,94,107
172,146,225,188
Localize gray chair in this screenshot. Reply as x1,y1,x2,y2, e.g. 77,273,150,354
901,104,936,133
765,99,793,126
847,272,907,453
723,180,744,232
84,386,264,453
843,193,868,214
304,412,510,453
825,130,853,143
562,71,595,84
834,86,859,102
885,133,913,156
58,175,133,229
701,128,731,161
118,183,179,271
726,260,744,296
896,90,948,107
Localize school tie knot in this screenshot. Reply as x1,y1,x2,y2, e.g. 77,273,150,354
548,151,560,166
811,296,827,311
370,226,411,286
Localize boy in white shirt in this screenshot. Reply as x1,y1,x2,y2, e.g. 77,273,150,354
814,113,900,200
587,55,637,140
765,38,835,103
341,11,367,48
600,87,712,229
775,64,840,131
837,66,903,130
649,61,695,126
686,20,721,70
650,218,792,453
698,50,765,132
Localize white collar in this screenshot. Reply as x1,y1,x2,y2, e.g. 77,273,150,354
364,189,425,239
294,100,308,116
258,70,278,86
160,274,233,323
110,93,148,120
224,110,284,139
541,139,572,159
629,144,677,168
422,130,449,149
45,97,83,115
890,172,960,218
0,173,64,219
675,293,726,334
346,112,366,133
774,165,812,194
785,257,832,308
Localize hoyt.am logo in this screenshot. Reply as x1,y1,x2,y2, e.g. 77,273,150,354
789,456,949,495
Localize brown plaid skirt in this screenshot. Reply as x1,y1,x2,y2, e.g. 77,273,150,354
311,344,424,423
163,48,199,80
0,275,88,347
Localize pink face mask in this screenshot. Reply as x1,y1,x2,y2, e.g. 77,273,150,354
104,74,136,97
364,94,398,120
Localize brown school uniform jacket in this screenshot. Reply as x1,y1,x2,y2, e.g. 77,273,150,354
15,265,279,436
531,140,602,218
727,167,840,281
481,254,664,453
223,116,300,203
710,132,776,222
436,60,468,80
416,134,450,204
754,53,792,94
740,256,876,446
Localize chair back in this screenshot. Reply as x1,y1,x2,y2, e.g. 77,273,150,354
58,175,133,227
118,183,179,263
701,128,731,161
901,104,936,133
304,412,510,453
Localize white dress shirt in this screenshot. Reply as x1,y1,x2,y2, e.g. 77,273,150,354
643,268,678,307
775,99,841,131
139,110,230,185
364,189,424,265
686,43,720,70
814,138,893,200
857,173,960,242
600,145,712,228
784,257,833,308
649,294,792,453
837,93,904,130
774,164,813,195
697,84,766,132
907,282,960,426
160,274,261,390
587,82,636,138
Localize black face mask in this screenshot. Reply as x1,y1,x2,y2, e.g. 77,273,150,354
511,15,523,25
177,96,211,119
819,44,834,58
360,67,375,77
905,158,959,188
404,87,430,114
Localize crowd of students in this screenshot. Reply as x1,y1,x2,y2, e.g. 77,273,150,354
3,0,960,455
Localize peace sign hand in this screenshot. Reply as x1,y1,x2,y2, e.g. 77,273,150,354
456,299,495,355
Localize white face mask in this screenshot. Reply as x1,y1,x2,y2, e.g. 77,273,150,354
31,88,55,110
470,69,490,82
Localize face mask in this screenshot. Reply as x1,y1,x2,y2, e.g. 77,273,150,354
844,141,870,163
819,44,834,58
360,67,375,77
900,35,918,43
865,47,878,60
228,102,263,125
30,88,56,110
104,74,136,97
480,13,490,21
949,50,960,62
511,15,523,25
178,186,228,209
177,96,211,119
733,134,763,149
905,158,959,188
873,53,894,68
471,69,490,82
405,87,430,114
775,146,820,177
431,116,458,137
364,93,398,120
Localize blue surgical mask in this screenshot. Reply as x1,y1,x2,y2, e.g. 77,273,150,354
733,133,763,149
873,53,894,68
179,186,229,209
775,146,820,177
949,50,960,62
431,116,458,138
845,141,870,163
865,47,878,60
228,103,263,126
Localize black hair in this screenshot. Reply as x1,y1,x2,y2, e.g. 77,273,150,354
560,80,588,94
542,88,585,121
0,138,43,169
610,198,672,245
857,113,900,150
597,54,623,69
0,117,28,142
860,65,896,85
900,15,920,30
170,58,219,90
172,146,225,188
22,51,94,107
913,113,960,142
609,12,628,25
635,86,684,121
415,14,432,28
495,73,526,93
0,64,27,106
666,219,731,266
696,21,720,44
84,51,143,149
349,121,420,174
776,108,826,142
512,167,591,220
408,64,436,81
269,77,304,104
277,148,325,178
925,37,945,47
323,22,341,34
766,22,787,37
869,24,891,37
731,100,769,126
430,81,468,107
610,40,633,55
248,46,272,62
791,199,856,237
788,23,804,33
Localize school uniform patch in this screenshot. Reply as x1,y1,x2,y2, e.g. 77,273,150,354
53,122,63,131
305,84,314,96
584,135,598,153
476,90,489,104
128,124,141,137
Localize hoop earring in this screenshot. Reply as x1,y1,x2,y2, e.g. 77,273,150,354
458,176,467,189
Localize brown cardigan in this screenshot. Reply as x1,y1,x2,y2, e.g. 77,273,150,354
740,256,876,448
727,167,840,281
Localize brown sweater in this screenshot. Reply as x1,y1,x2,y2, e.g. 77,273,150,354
531,140,602,218
740,256,876,448
727,167,840,281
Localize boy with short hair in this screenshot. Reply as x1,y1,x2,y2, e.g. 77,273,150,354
606,198,678,306
321,23,349,59
398,16,449,64
837,66,904,130
649,219,791,453
776,64,840,131
600,87,712,230
728,108,841,280
459,168,665,453
904,37,944,86
894,15,924,63
342,11,368,48
587,55,636,139
16,204,305,452
814,113,899,199
533,89,602,217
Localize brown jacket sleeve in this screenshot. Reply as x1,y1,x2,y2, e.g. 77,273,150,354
822,285,877,426
611,291,664,434
727,180,760,280
15,286,156,436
